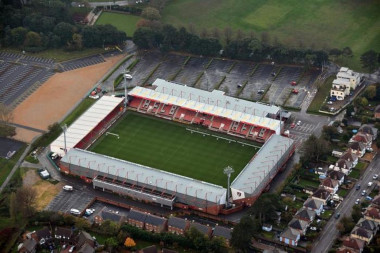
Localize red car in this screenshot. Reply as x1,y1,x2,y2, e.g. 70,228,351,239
291,81,297,86
292,89,299,94
290,123,296,128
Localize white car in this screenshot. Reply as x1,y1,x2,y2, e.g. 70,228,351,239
297,121,301,126
327,101,333,105
361,190,366,196
63,185,73,191
89,95,99,99
124,74,133,79
355,199,360,205
368,182,373,187
69,246,75,253
70,209,80,215
310,227,317,231
373,174,378,180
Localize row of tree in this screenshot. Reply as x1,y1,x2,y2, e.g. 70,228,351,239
132,24,328,67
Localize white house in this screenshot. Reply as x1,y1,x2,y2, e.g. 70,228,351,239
303,198,324,216
320,178,339,194
349,141,366,158
330,67,361,101
340,152,358,168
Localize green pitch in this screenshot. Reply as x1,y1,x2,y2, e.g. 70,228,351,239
95,12,141,37
90,112,259,187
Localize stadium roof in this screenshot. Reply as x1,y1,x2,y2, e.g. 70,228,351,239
231,134,294,196
60,148,227,204
128,79,282,133
50,96,123,156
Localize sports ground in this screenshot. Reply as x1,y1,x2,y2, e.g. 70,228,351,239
90,112,259,187
95,12,141,37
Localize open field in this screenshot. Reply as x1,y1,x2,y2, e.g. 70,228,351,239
95,12,141,37
307,76,335,114
162,0,380,71
90,112,259,187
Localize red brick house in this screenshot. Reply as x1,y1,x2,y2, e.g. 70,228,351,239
375,105,380,119
190,222,212,238
342,236,365,253
18,238,37,253
127,209,147,229
167,216,190,235
94,208,126,225
212,225,232,247
320,178,339,194
364,206,380,223
144,214,167,233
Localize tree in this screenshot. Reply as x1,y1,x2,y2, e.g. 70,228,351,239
53,22,74,46
231,216,256,252
141,7,161,21
364,85,376,100
260,32,270,45
75,218,91,231
10,27,28,46
351,205,362,223
336,216,355,235
9,192,17,223
24,31,42,47
105,237,118,253
360,97,369,107
15,186,36,218
301,135,331,164
250,193,281,224
322,125,339,141
361,50,378,73
223,27,233,45
124,237,136,248
342,47,353,57
99,220,119,235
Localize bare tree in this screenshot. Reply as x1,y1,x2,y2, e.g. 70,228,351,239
235,29,244,41
188,23,196,35
223,27,233,44
249,30,256,40
0,103,15,137
16,186,37,218
200,28,208,38
261,32,270,45
0,103,13,122
212,27,220,39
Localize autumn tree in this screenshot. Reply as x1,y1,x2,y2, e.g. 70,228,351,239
75,218,91,231
105,237,118,253
15,186,37,218
142,7,161,21
124,237,136,248
364,85,376,100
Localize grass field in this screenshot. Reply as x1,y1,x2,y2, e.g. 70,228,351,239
95,12,141,37
162,0,380,71
90,112,259,187
307,75,335,114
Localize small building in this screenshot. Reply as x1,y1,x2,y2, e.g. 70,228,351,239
18,238,37,253
279,227,300,246
340,152,358,169
350,227,373,244
320,178,339,194
54,227,73,243
295,208,316,223
76,231,95,249
144,214,167,233
167,216,190,235
342,237,365,253
349,133,372,149
303,198,324,216
327,170,345,185
334,159,353,175
213,225,232,247
127,209,147,229
312,188,331,205
288,219,308,235
375,105,380,119
364,206,380,223
190,222,212,238
348,142,366,158
359,124,378,140
94,208,126,225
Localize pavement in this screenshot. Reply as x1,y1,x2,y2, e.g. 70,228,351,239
311,154,380,253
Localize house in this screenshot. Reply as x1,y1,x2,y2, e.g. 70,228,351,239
190,222,212,238
288,219,308,235
320,178,339,194
76,231,95,249
140,245,157,253
295,208,316,223
348,142,366,158
327,170,345,185
144,214,167,233
349,133,372,149
340,152,358,168
330,67,361,101
342,237,365,253
350,227,373,244
213,225,232,246
364,206,380,223
312,188,331,205
167,216,190,235
127,209,147,229
18,238,37,253
334,159,353,175
279,227,300,246
94,208,126,225
371,195,380,208
375,105,380,119
303,198,324,215
356,218,378,235
359,124,378,140
54,227,73,243
78,243,95,253
262,224,273,232
34,227,52,245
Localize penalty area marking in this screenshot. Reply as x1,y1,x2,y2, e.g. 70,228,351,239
185,128,260,148
106,132,120,139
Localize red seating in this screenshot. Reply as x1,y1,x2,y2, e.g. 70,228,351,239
241,124,250,136
211,117,222,129
128,97,143,109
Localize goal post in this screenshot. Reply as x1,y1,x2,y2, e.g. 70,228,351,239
106,132,120,139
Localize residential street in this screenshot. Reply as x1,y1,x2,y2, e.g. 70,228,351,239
311,154,380,253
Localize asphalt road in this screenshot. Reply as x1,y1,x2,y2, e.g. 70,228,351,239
311,154,380,253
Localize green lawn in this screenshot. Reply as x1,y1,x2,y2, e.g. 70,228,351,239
90,112,259,187
307,76,335,113
350,168,361,179
162,0,380,71
0,145,26,187
95,12,141,37
298,178,320,189
355,162,367,170
337,188,348,198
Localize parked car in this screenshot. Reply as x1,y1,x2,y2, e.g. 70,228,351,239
89,95,99,100
70,209,80,215
290,81,297,86
373,174,378,180
63,185,73,192
290,123,296,128
366,196,373,201
355,199,360,205
292,89,299,94
335,213,340,219
310,227,317,231
69,246,75,253
368,182,373,187
356,184,361,190
361,190,366,196
327,101,333,105
257,89,265,94
124,74,133,79
297,120,301,126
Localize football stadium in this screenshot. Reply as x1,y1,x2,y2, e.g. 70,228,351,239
51,79,295,215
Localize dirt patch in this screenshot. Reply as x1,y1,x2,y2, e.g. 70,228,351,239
11,54,125,143
23,169,39,187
